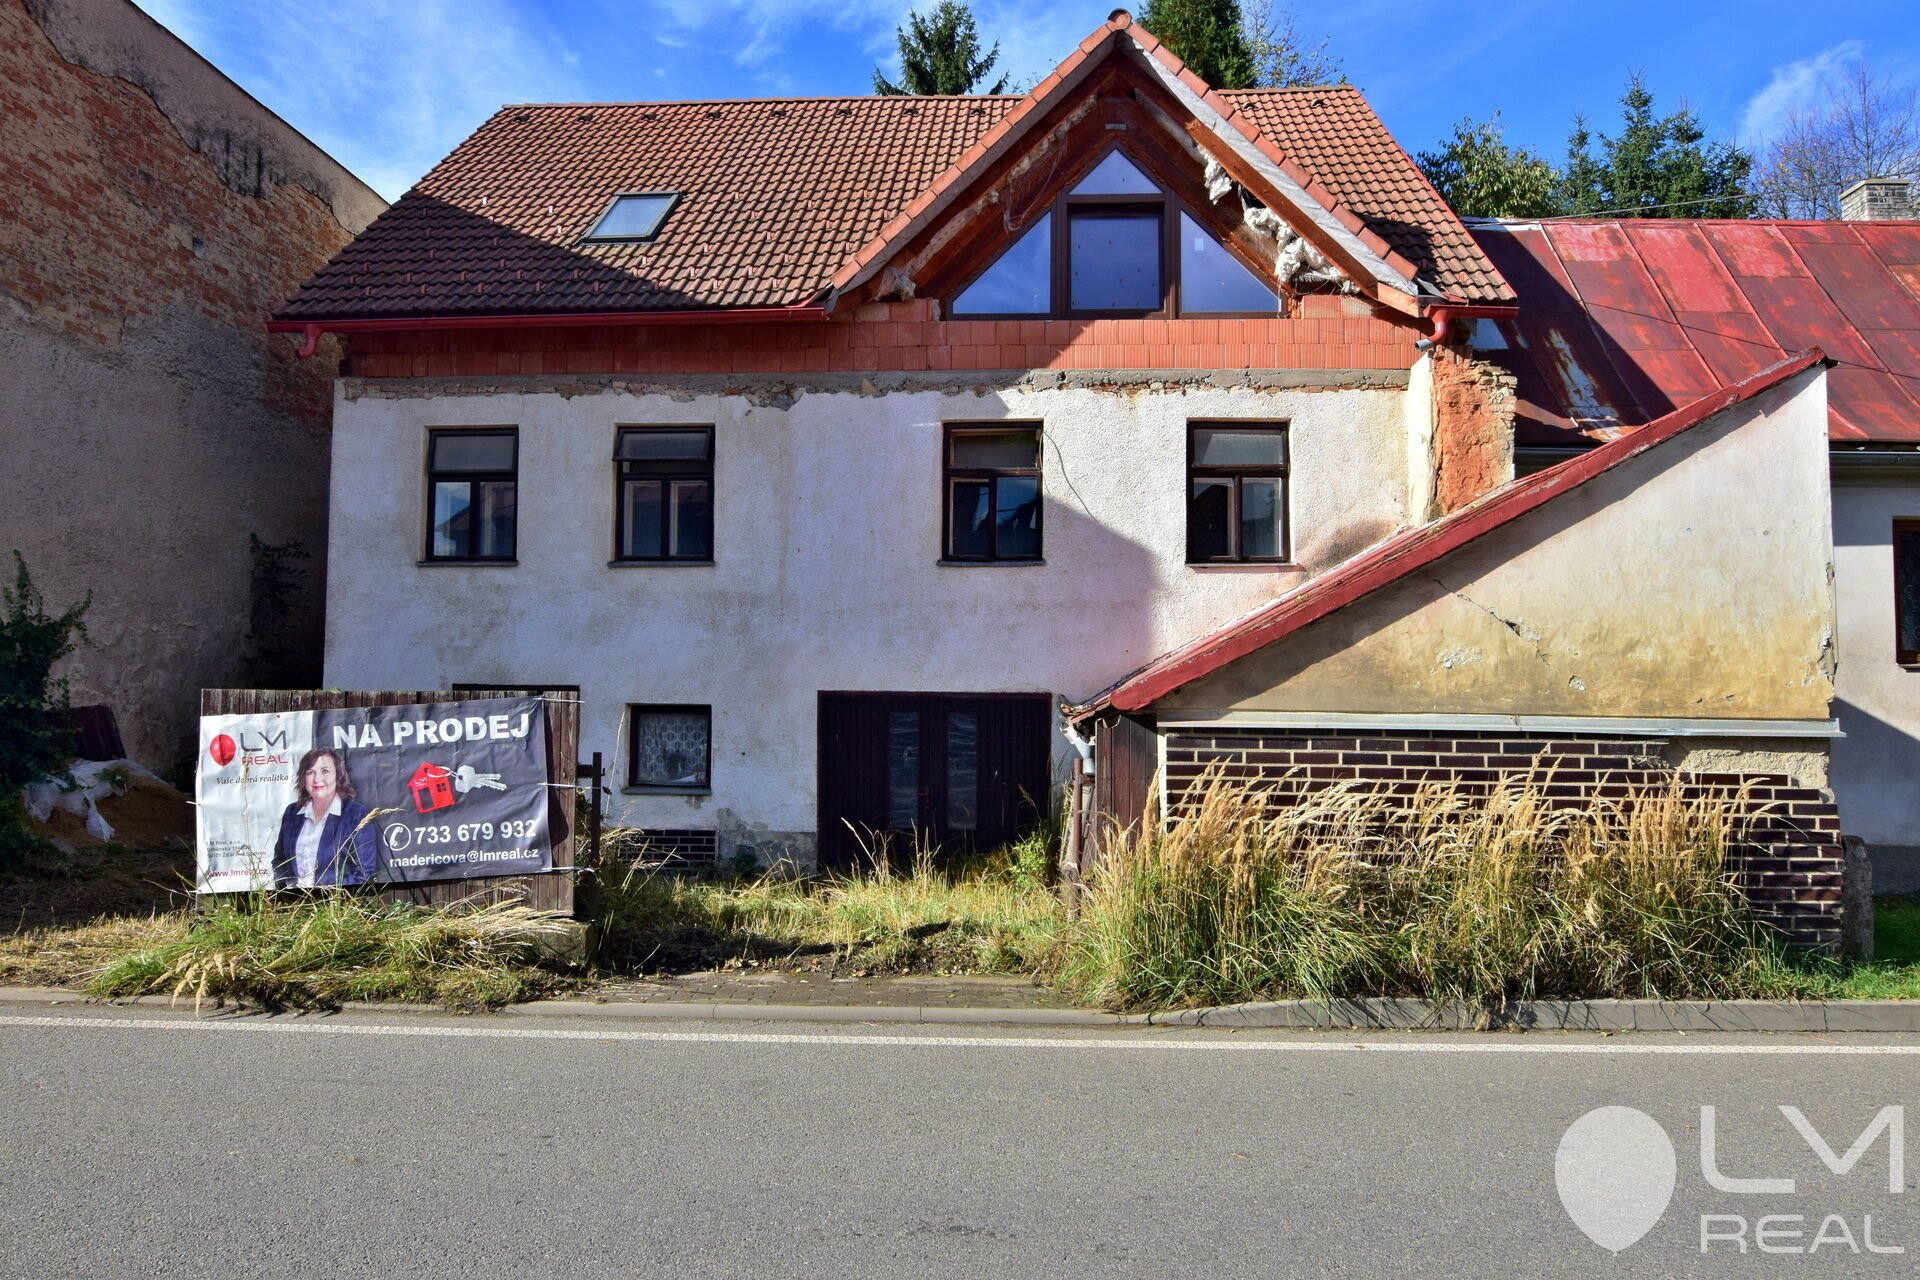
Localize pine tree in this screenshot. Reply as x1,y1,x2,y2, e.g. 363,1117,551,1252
1138,0,1257,91
1556,74,1753,218
874,0,1008,96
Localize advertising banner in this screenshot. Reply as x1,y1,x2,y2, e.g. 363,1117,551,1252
196,696,551,892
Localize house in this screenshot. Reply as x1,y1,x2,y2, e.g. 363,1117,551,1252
0,0,386,768
275,12,1845,946
1464,197,1920,890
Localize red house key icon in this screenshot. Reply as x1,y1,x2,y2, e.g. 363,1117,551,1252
408,762,457,814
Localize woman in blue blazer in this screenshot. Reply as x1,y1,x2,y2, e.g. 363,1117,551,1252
273,747,378,888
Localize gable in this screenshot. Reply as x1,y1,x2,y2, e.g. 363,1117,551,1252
273,16,1510,324
1073,352,1834,722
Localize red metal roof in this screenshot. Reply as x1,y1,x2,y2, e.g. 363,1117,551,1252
1468,218,1920,445
274,18,1507,323
1069,350,1827,718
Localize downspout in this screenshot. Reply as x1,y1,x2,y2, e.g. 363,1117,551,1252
1414,304,1518,351
1060,719,1095,918
295,323,320,359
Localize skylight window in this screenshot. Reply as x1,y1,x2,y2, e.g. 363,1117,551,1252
584,192,679,242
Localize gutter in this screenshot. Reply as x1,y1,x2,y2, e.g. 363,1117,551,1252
1415,303,1518,351
268,302,831,358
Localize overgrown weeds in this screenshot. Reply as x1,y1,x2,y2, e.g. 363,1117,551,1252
88,892,581,1011
1058,771,1804,1011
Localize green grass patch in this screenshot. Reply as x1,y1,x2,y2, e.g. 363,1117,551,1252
86,893,582,1011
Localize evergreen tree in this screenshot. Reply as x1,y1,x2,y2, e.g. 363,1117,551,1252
1415,114,1558,218
874,0,1008,96
1138,0,1257,91
1557,74,1753,218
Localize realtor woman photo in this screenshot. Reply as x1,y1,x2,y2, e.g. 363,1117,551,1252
273,747,378,888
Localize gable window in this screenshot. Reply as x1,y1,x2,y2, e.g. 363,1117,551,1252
426,428,517,562
1897,520,1920,666
584,192,679,243
615,427,713,562
628,704,711,790
945,424,1042,562
1187,423,1287,563
949,148,1278,320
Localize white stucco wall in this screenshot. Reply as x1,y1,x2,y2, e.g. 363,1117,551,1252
324,374,1411,860
1831,471,1920,867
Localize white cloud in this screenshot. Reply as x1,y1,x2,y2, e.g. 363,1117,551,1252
131,0,586,200
1739,39,1866,145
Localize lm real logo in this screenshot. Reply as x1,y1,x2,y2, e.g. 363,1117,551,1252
207,728,288,768
1556,1105,1905,1256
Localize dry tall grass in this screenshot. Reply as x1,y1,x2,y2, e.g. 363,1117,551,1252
1059,771,1799,1011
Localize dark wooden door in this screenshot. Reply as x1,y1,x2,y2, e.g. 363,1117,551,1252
817,692,1052,872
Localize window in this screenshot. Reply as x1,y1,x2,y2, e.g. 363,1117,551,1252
944,425,1042,561
1187,423,1288,563
628,705,711,789
584,192,679,242
615,427,713,561
949,147,1278,319
426,429,517,561
1897,520,1920,665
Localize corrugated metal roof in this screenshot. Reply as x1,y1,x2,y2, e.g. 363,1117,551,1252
1468,218,1920,445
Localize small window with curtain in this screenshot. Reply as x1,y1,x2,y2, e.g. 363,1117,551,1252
426,428,517,562
944,424,1042,562
615,427,713,562
1896,519,1920,665
627,704,711,790
1187,423,1288,564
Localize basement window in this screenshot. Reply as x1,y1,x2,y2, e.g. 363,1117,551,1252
584,192,679,243
628,705,712,790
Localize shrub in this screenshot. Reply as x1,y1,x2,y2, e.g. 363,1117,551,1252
0,554,89,867
1058,772,1799,1011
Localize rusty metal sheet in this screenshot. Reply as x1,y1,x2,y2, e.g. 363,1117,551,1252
1866,329,1920,379
1857,224,1920,266
1777,223,1866,245
1627,223,1746,313
1794,241,1920,333
1471,225,1583,309
1543,221,1635,262
1678,312,1782,387
1506,313,1654,433
1628,348,1720,403
1731,275,1883,366
1828,366,1920,441
1701,223,1808,278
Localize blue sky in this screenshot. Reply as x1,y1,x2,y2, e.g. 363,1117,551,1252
134,0,1920,202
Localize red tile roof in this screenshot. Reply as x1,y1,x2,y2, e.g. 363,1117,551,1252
1468,218,1920,445
274,21,1509,322
1069,349,1827,718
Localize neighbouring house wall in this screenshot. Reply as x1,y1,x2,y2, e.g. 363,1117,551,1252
1830,471,1920,881
1158,371,1836,722
1161,729,1844,949
0,0,383,767
322,373,1412,864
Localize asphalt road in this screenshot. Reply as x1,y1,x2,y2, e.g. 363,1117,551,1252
2,1006,1918,1278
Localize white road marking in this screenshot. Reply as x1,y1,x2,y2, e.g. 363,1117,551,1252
2,1012,1918,1054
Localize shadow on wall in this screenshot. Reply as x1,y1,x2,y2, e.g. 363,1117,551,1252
1832,697,1920,851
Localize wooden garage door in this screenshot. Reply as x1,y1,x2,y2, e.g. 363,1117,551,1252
817,692,1052,872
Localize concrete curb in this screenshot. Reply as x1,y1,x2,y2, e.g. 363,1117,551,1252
3,985,1915,1032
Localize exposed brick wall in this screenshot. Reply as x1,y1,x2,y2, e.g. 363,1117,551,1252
1430,344,1516,514
0,0,376,765
343,296,1420,379
1160,729,1843,951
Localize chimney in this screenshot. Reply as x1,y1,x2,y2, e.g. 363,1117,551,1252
1840,177,1916,221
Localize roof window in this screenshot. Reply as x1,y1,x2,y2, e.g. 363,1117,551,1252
584,192,679,242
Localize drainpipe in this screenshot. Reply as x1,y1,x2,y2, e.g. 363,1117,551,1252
1413,304,1518,352
1059,720,1095,918
295,323,320,358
